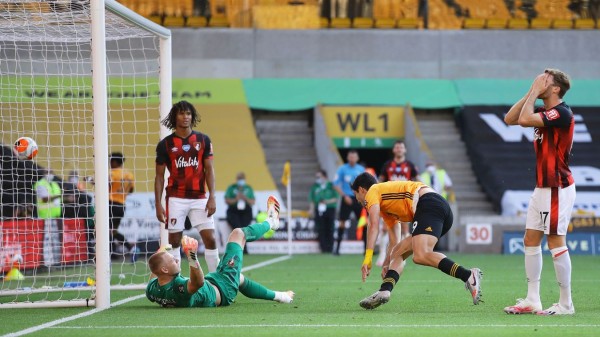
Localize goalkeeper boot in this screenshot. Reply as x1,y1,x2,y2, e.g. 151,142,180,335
537,303,575,316
359,290,391,310
266,196,281,230
274,291,295,304
504,298,542,314
465,268,483,305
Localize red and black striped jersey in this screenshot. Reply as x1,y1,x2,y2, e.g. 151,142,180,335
156,131,213,199
533,102,574,188
379,159,418,182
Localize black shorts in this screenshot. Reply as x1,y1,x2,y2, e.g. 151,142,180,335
109,201,125,230
411,193,453,239
339,196,363,221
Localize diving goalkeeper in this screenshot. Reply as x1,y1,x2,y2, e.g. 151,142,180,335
146,196,294,307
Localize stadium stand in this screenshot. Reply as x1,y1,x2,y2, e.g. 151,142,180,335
116,0,598,30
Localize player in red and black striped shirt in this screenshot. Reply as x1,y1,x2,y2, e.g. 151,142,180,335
378,140,419,183
155,101,219,272
503,69,575,316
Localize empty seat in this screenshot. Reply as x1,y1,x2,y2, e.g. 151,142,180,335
374,18,396,29
208,16,230,27
320,17,330,28
486,18,507,29
353,17,374,29
507,18,529,29
574,18,596,29
148,15,163,25
552,18,573,29
186,16,207,28
330,17,351,29
463,18,486,29
530,18,552,29
163,16,185,27
397,17,420,29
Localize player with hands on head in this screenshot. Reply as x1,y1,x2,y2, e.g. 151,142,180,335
350,172,482,310
503,69,576,316
146,196,295,308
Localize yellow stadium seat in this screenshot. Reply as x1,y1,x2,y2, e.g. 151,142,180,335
486,18,507,29
330,18,351,29
507,18,529,29
552,19,573,29
574,18,596,29
186,16,207,28
163,16,185,27
320,17,330,28
397,17,420,29
353,17,374,29
463,18,485,29
208,16,230,27
374,18,396,29
530,18,551,29
148,15,163,25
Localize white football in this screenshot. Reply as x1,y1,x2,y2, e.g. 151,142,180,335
14,137,38,160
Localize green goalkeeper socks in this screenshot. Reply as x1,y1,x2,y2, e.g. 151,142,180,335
241,221,271,242
239,277,275,300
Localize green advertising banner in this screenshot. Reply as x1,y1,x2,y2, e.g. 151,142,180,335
0,77,246,104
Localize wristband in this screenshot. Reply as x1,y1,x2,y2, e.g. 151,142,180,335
362,249,374,267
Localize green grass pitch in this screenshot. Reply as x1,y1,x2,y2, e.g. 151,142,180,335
2,254,599,337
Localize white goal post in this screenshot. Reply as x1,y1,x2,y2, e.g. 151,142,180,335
0,0,171,309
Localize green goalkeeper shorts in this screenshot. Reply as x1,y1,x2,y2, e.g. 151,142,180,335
205,242,243,306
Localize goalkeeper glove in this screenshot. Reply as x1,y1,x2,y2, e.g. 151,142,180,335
181,236,200,269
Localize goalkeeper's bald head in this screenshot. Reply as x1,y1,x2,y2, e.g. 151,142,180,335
148,251,169,275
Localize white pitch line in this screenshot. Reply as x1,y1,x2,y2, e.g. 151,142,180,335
48,323,600,329
241,255,290,272
2,255,291,337
0,295,146,337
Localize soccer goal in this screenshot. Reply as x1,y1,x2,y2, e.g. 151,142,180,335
0,0,171,308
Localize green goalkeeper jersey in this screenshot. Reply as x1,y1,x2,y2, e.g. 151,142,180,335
146,274,218,308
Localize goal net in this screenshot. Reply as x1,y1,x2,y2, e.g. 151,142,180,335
0,0,171,308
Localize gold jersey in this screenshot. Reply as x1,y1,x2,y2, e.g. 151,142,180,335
109,168,135,204
364,180,426,228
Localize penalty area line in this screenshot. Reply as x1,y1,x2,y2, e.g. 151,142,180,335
2,255,291,337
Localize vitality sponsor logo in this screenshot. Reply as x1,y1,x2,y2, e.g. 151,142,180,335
175,156,199,169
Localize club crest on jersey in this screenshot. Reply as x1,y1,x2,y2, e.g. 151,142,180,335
171,147,178,152
193,142,201,151
182,144,191,152
178,285,184,293
227,257,236,267
170,218,177,226
545,109,560,121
